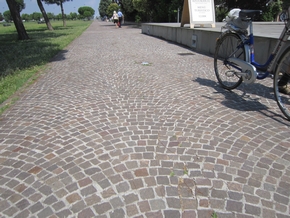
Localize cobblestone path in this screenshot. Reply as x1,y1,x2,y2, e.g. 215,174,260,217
0,21,289,218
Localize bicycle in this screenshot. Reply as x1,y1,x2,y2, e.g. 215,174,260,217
214,7,290,120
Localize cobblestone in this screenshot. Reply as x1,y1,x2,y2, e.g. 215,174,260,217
0,20,289,217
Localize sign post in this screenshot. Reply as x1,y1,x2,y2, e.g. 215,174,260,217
181,0,215,28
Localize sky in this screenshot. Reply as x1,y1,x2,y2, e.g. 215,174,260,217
0,0,100,16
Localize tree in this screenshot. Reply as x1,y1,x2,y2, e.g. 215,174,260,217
99,0,112,17
106,3,119,18
3,10,12,22
21,13,31,21
6,0,29,40
131,0,149,21
122,0,135,13
78,6,95,20
69,12,78,20
261,0,282,21
41,0,72,27
121,0,137,21
37,0,54,30
9,0,26,13
168,0,183,22
132,0,147,13
32,12,42,20
55,13,62,20
282,0,290,9
0,13,4,21
4,0,25,21
47,12,55,19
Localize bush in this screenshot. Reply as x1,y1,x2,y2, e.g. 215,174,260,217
135,15,141,23
262,1,282,21
216,7,228,22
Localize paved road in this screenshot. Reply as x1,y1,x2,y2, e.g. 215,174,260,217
0,20,289,218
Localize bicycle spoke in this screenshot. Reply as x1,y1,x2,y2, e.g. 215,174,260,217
214,32,244,90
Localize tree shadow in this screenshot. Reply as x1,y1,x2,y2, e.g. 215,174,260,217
193,77,290,124
0,30,69,77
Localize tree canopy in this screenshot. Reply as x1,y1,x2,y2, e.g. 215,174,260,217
99,0,112,17
102,0,289,22
3,10,12,22
78,6,95,20
106,3,119,18
41,0,71,6
218,0,289,21
15,0,25,13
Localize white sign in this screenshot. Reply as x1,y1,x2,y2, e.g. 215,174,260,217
181,0,215,28
190,0,214,22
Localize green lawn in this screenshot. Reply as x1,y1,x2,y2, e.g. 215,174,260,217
0,20,92,114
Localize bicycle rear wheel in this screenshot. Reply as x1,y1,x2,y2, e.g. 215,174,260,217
214,32,245,90
273,47,290,120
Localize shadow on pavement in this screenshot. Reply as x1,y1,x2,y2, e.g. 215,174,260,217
193,77,290,125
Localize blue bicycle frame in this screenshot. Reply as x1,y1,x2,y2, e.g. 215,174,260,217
245,19,290,80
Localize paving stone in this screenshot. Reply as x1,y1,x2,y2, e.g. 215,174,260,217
52,201,66,211
110,208,125,218
110,196,125,209
126,204,139,217
3,206,19,216
140,187,155,200
94,202,112,215
77,208,95,218
226,200,243,213
102,187,116,199
14,209,30,218
135,168,149,177
182,210,197,218
37,207,54,218
245,204,261,216
16,199,30,210
71,200,86,213
138,200,151,212
29,202,44,214
66,193,81,204
166,197,181,209
55,209,72,218
164,210,180,218
166,186,179,196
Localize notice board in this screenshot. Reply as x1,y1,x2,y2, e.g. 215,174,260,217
181,0,215,28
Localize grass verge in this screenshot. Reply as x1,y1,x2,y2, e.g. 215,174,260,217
0,20,92,115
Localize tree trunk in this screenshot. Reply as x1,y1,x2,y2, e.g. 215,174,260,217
60,2,66,27
37,0,54,31
6,0,29,40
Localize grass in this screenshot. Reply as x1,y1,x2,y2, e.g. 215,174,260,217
0,20,92,114
212,212,218,218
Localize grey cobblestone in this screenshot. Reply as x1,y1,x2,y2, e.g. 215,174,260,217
0,20,289,217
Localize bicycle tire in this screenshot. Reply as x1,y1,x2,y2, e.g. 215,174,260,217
273,47,290,120
214,32,245,90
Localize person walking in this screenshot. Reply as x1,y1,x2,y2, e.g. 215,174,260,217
117,9,123,28
112,11,119,28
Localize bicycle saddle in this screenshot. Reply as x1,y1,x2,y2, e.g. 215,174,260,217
239,10,262,20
